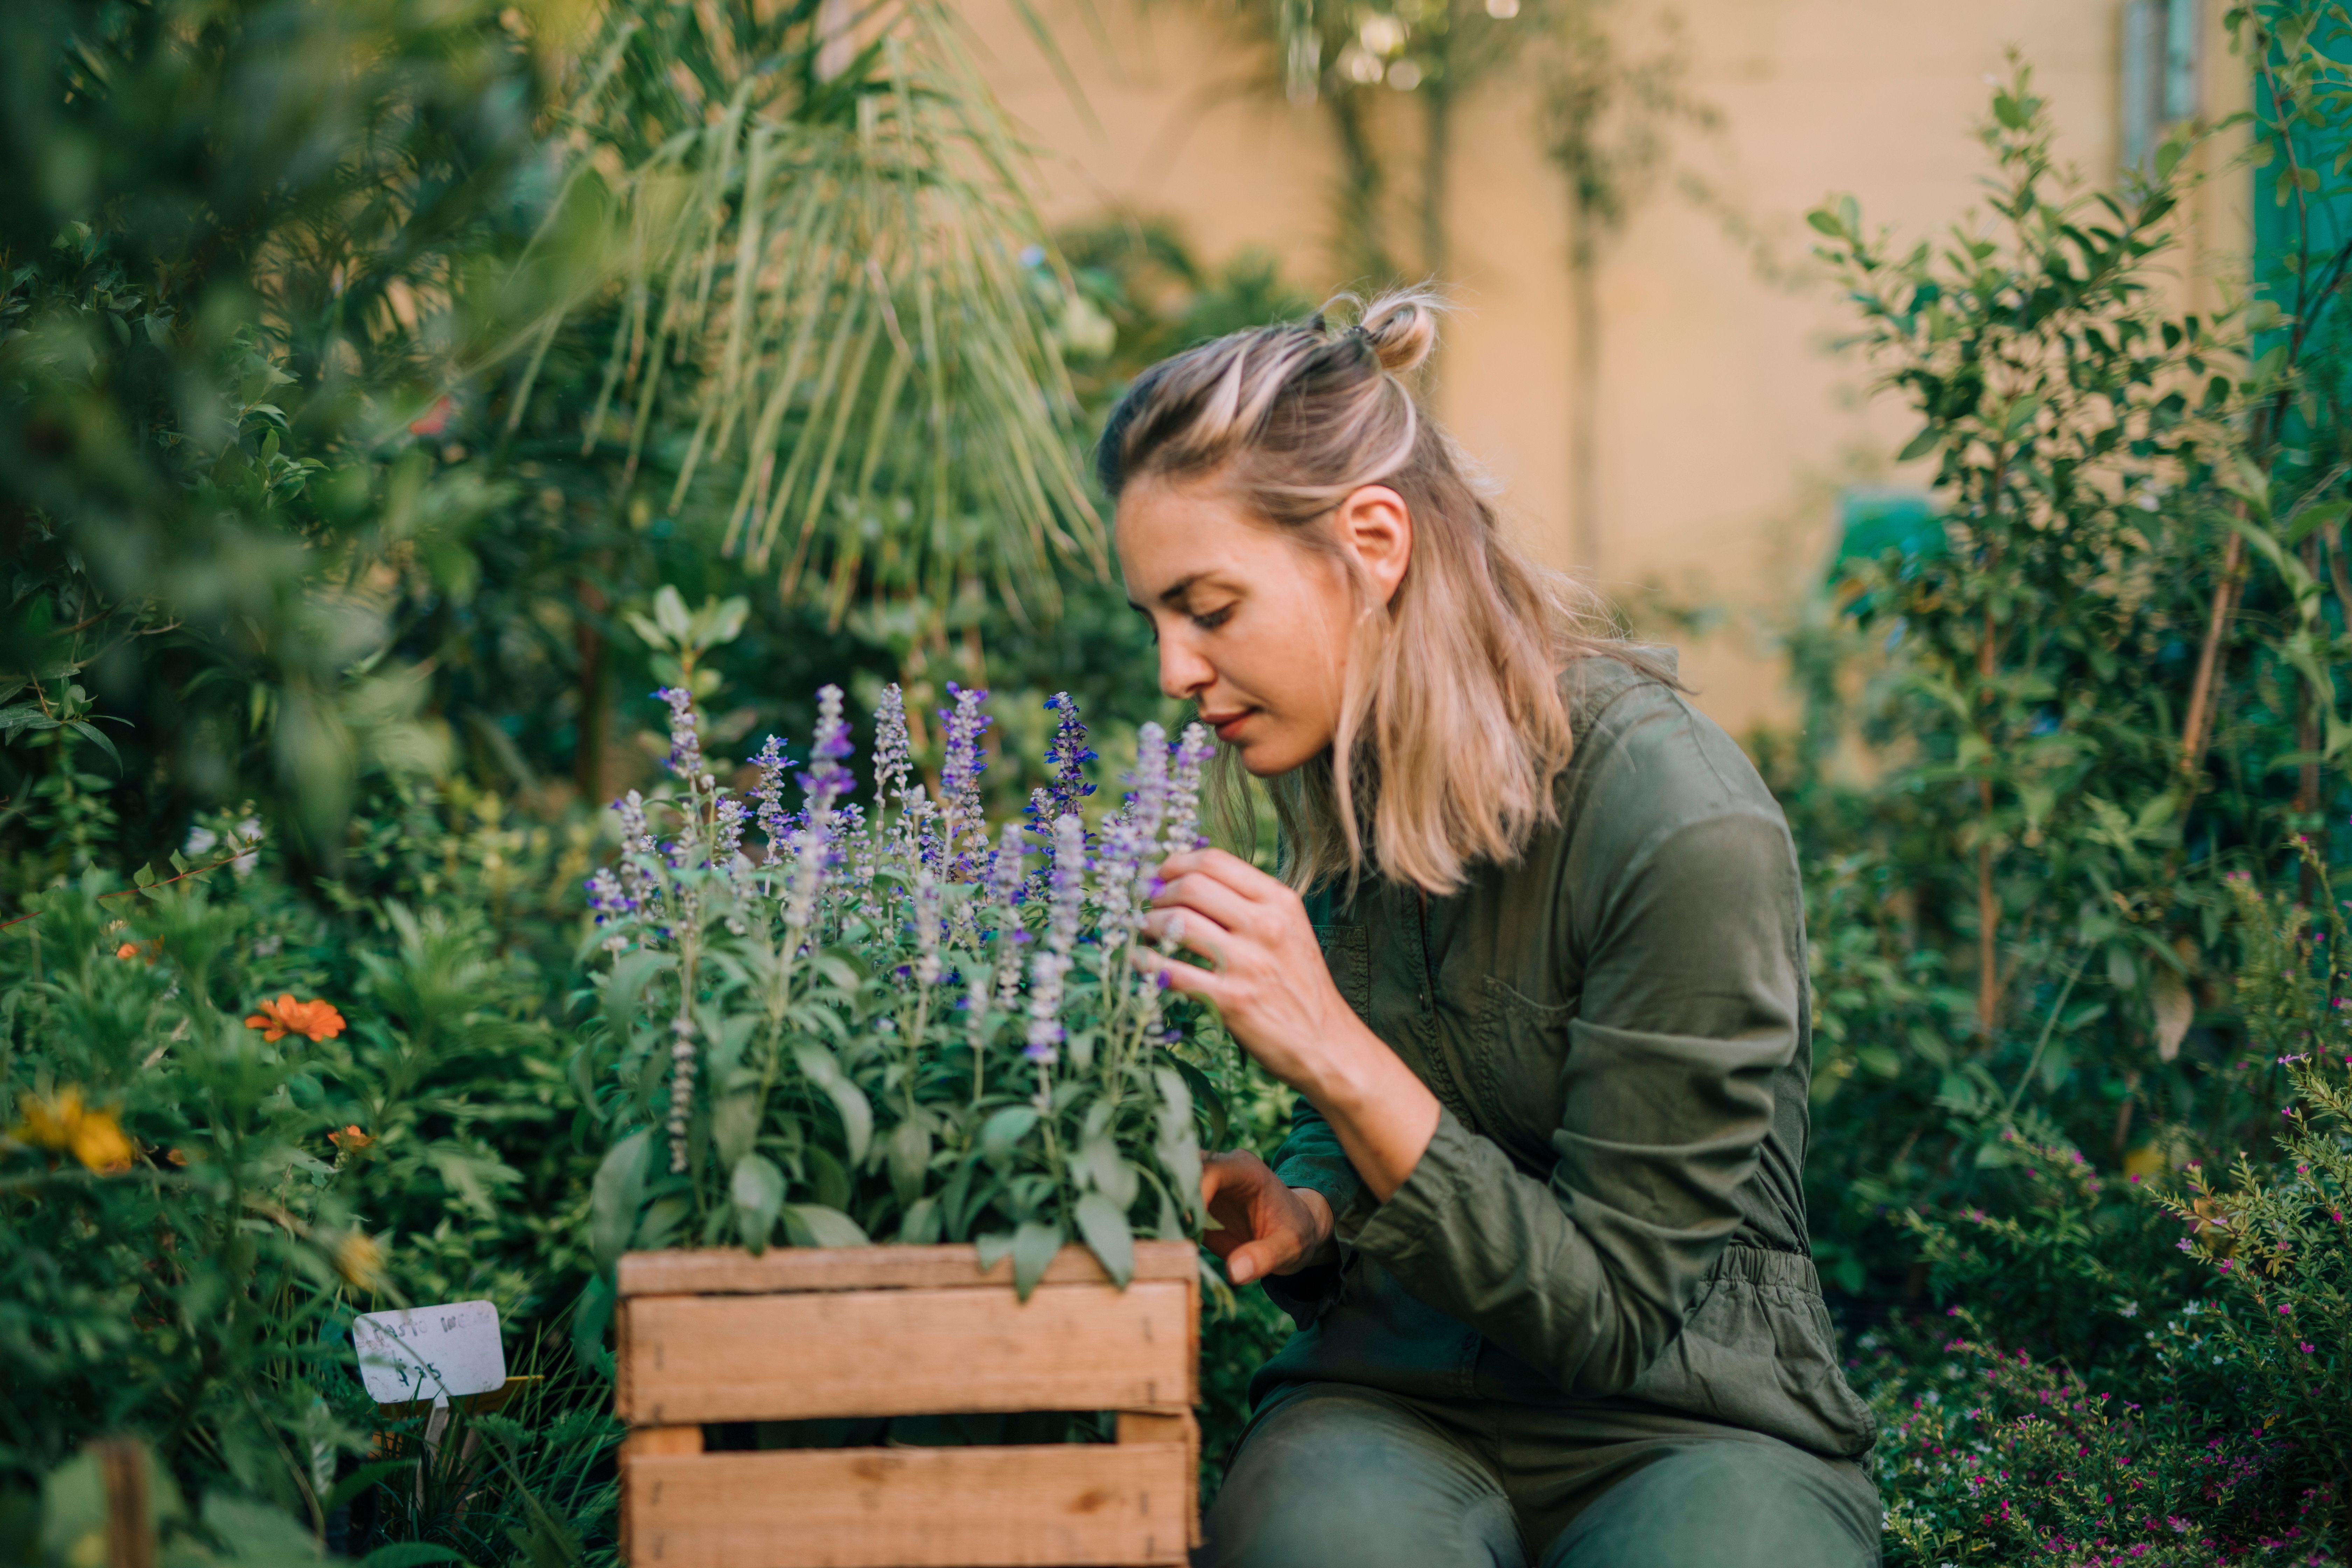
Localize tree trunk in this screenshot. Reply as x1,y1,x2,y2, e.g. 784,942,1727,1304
1568,231,1601,573
1422,78,1451,286
1328,92,1395,286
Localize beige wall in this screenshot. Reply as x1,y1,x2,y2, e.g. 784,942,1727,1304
968,0,2248,736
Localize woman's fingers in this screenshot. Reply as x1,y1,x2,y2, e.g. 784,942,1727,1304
1225,1237,1294,1285
1156,846,1284,902
1131,945,1228,1006
1148,868,1260,934
1140,906,1231,966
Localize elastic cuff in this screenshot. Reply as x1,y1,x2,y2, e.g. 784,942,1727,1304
1259,1259,1344,1329
1343,1105,1471,1258
1272,1161,1366,1231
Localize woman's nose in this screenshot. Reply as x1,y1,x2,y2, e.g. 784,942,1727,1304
1157,636,1213,701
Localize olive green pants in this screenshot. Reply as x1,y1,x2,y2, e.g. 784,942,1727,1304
1200,1384,1881,1568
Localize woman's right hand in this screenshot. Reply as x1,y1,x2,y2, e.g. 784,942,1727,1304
1200,1150,1337,1284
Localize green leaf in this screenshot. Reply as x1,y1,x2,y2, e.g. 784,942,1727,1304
898,1195,942,1244
621,610,669,651
133,864,157,889
1011,1220,1064,1299
65,720,121,775
1081,1136,1140,1208
782,1204,870,1247
570,1272,615,1373
606,950,677,1030
588,1130,650,1274
1164,1057,1228,1150
2286,497,2349,546
794,1045,872,1165
887,1120,932,1207
1805,206,1848,239
1152,1067,1204,1225
980,1105,1039,1168
652,584,693,640
711,1091,760,1169
806,1146,852,1210
1896,425,1941,462
732,1154,785,1253
0,702,55,741
975,1229,1017,1272
1074,1192,1134,1287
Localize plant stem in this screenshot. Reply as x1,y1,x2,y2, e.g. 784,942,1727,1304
2002,953,2086,1127
2179,526,2248,782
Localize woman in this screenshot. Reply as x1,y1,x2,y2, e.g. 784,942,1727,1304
1104,291,1880,1567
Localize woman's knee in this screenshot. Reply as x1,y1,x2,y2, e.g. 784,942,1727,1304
1538,1438,1880,1568
1199,1386,1523,1568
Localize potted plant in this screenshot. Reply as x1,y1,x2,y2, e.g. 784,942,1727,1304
579,677,1219,1567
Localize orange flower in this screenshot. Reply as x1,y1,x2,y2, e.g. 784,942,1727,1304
12,1087,135,1173
115,941,140,960
114,938,163,964
328,1125,373,1152
243,995,346,1043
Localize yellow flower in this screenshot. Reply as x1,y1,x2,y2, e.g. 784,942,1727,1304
243,995,347,1043
12,1087,135,1173
332,1230,387,1292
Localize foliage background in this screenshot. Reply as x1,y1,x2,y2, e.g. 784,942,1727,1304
5,0,2352,1564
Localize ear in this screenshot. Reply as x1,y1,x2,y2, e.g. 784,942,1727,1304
1333,485,1413,607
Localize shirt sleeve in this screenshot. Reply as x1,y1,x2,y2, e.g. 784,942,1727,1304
1340,793,1804,1399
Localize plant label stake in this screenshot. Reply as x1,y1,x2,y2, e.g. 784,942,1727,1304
351,1300,506,1407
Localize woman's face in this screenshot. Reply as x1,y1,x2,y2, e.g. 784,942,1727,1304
1115,476,1412,777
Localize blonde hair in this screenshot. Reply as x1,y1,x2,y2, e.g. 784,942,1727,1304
1096,287,1670,895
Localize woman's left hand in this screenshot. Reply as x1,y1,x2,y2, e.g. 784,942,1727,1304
1138,848,1353,1095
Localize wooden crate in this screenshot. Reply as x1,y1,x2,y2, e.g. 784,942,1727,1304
616,1240,1201,1568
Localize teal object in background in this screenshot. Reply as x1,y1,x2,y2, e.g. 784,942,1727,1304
2250,19,2352,410
1828,486,1945,592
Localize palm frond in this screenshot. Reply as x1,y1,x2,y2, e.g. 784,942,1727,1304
523,0,1102,618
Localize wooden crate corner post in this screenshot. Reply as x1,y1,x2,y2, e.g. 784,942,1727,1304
616,1241,1200,1568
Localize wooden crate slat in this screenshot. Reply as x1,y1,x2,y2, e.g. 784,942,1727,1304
617,1240,1197,1297
623,1443,1194,1568
618,1280,1195,1424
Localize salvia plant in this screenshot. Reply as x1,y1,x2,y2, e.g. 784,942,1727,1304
578,683,1223,1301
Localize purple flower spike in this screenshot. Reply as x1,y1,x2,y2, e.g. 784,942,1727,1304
800,684,855,808
611,789,657,915
786,686,855,932
1027,693,1097,886
913,866,943,986
749,735,795,864
939,682,992,877
1025,814,1086,1061
714,795,748,869
656,687,707,786
1163,722,1215,855
873,684,913,818
988,828,1031,1015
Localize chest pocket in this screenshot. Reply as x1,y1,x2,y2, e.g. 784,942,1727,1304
1314,924,1372,1024
1472,976,1575,1159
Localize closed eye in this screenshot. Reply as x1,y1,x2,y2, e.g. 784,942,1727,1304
1191,603,1235,631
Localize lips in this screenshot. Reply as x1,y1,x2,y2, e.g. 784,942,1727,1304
1201,710,1251,742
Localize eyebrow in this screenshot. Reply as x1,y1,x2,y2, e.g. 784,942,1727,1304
1126,572,1206,613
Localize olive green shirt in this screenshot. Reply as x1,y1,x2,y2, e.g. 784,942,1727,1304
1258,653,1876,1460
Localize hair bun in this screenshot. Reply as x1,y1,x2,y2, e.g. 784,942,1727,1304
1354,287,1442,374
